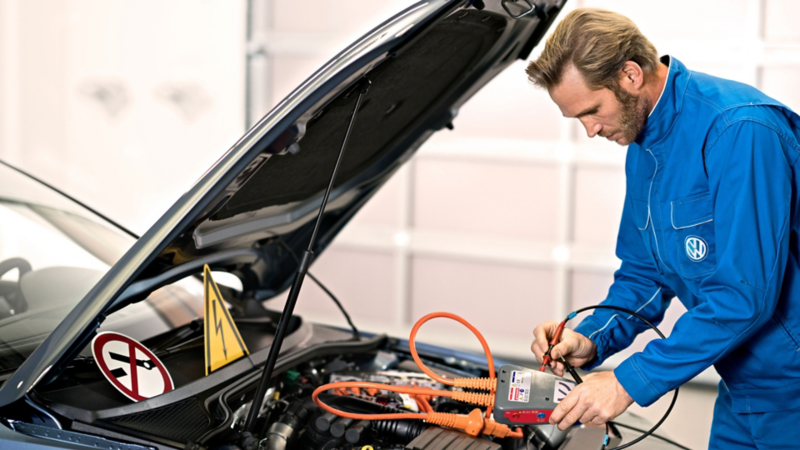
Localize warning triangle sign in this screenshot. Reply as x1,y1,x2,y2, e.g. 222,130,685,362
203,265,249,375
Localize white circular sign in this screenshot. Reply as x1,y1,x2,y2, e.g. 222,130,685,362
685,236,708,262
92,332,174,402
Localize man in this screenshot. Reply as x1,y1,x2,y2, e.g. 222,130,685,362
527,8,800,449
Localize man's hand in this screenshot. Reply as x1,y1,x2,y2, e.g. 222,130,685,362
531,320,597,376
549,371,634,430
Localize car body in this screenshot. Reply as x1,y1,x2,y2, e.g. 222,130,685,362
0,1,687,449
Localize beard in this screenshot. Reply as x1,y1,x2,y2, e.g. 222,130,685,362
613,88,651,145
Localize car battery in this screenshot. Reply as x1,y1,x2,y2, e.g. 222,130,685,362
494,364,577,425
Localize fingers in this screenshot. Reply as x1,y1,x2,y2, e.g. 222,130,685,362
579,408,607,427
550,389,589,431
531,321,559,362
530,340,544,363
551,361,564,377
550,372,634,432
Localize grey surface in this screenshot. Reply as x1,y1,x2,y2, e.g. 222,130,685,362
560,425,617,450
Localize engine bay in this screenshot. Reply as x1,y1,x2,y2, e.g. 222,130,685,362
30,318,594,450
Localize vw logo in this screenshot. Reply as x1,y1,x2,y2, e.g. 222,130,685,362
685,236,708,262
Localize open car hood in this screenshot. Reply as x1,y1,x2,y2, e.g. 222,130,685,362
0,0,566,407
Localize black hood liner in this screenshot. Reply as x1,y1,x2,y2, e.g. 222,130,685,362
212,9,507,221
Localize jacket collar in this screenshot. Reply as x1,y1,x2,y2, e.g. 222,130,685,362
635,55,690,149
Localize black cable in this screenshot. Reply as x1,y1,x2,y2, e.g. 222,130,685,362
560,356,613,448
272,224,360,341
565,305,679,450
609,421,691,450
560,356,582,383
561,357,613,449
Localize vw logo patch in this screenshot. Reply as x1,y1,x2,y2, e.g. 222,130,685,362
685,236,708,262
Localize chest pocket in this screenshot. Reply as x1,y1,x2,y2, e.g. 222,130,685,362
671,192,717,278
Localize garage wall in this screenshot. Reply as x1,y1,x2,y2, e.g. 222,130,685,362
0,0,247,233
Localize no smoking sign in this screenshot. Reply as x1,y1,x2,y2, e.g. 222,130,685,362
92,332,174,402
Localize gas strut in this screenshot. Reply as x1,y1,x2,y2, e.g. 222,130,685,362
243,77,371,435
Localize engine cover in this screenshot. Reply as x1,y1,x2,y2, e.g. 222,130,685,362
406,427,500,450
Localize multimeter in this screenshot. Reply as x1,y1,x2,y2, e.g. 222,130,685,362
493,364,577,425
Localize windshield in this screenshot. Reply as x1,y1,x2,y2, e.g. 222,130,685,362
0,162,203,376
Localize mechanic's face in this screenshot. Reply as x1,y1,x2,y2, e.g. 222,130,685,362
548,64,649,146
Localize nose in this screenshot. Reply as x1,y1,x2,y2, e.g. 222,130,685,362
581,119,602,138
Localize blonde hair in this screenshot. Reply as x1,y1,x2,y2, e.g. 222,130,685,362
526,8,659,92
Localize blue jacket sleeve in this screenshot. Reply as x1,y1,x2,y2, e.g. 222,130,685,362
614,120,794,406
572,177,674,370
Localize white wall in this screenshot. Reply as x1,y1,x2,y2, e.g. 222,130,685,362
0,0,247,233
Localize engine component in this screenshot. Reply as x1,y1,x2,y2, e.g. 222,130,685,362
371,418,427,443
261,399,311,450
314,412,337,432
405,427,500,450
329,417,353,438
232,387,277,429
298,411,343,450
345,420,370,444
329,369,445,410
329,370,444,390
322,394,427,443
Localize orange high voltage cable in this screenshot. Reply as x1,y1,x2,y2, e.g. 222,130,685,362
408,312,498,417
311,382,520,438
311,312,521,439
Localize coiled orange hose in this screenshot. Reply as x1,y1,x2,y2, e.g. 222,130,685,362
311,312,522,439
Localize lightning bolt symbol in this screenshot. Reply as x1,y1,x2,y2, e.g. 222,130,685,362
213,298,227,359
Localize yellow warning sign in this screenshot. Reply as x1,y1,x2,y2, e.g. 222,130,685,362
203,265,249,375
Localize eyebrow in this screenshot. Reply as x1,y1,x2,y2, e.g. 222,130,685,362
565,105,599,119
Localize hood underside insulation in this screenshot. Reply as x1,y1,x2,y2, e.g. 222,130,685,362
211,9,507,221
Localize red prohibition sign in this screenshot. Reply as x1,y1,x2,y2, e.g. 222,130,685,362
92,332,174,402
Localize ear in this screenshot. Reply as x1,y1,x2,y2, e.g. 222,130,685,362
618,61,644,94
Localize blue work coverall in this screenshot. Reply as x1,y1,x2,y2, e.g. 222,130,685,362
573,56,800,449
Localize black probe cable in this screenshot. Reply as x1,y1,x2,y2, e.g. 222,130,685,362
609,422,691,450
556,305,681,450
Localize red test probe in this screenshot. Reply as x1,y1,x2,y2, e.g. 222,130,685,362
539,320,567,372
